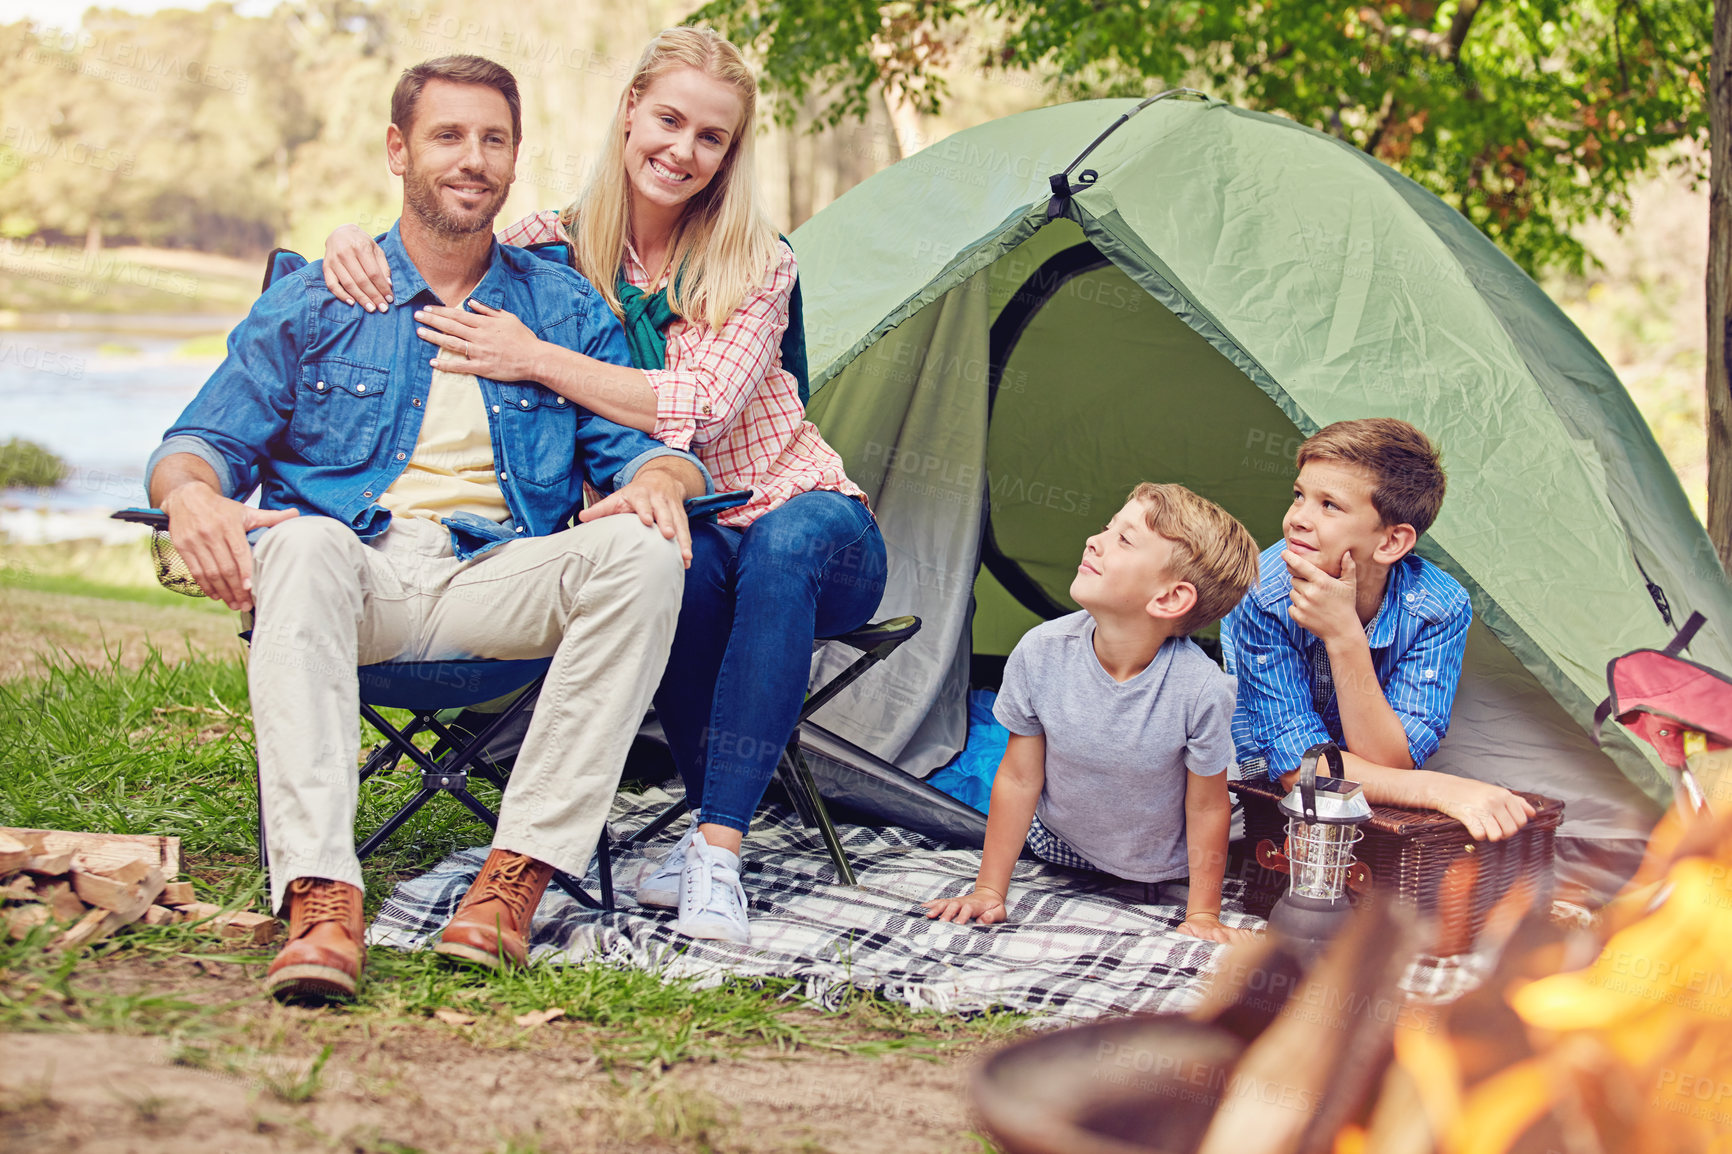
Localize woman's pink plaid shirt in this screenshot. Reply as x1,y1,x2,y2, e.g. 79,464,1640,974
497,210,865,528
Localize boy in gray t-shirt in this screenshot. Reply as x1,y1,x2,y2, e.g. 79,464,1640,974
924,483,1260,941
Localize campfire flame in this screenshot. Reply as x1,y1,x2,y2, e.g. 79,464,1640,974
1380,809,1732,1154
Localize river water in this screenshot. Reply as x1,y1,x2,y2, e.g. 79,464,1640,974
0,313,239,540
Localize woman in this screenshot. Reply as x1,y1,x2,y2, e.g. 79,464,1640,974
322,28,885,945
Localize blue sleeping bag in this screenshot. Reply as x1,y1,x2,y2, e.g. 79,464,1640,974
925,689,1010,813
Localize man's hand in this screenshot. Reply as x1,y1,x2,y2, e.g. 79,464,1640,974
1420,773,1536,841
922,887,1007,925
1175,912,1254,943
577,466,694,566
1284,549,1361,645
160,482,299,611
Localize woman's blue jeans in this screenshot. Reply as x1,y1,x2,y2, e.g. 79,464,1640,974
652,489,887,834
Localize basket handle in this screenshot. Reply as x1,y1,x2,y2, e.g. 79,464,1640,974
1297,742,1345,824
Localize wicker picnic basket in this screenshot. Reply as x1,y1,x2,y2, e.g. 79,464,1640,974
1231,775,1565,955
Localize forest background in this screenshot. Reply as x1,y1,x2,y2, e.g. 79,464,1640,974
0,0,1714,513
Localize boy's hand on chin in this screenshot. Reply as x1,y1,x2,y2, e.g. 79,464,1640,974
1423,774,1537,841
1284,549,1361,643
922,890,1007,925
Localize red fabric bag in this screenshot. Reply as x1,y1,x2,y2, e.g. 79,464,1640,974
1594,612,1732,769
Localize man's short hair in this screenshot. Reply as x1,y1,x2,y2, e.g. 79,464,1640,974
391,55,521,145
1128,482,1260,634
1296,418,1447,535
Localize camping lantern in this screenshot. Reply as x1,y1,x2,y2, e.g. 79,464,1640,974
1269,743,1373,948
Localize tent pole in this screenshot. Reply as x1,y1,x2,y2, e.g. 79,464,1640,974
1046,88,1214,219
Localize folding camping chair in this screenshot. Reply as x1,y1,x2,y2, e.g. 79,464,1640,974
1595,610,1731,820
113,505,619,909
615,614,923,888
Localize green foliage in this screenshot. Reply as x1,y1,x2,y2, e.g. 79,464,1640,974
0,437,67,488
692,0,1711,274
0,1,689,259
0,3,397,256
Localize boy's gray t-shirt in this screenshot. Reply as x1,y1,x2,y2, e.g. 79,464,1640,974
993,611,1238,883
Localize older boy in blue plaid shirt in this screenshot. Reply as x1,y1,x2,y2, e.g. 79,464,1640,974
1222,419,1533,841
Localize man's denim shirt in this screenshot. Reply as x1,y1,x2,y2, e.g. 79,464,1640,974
148,222,710,560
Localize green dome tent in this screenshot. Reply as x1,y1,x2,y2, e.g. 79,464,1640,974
793,93,1729,865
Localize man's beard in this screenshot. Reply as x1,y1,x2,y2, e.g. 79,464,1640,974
403,159,509,238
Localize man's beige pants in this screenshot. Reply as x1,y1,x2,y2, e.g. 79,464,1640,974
247,513,683,914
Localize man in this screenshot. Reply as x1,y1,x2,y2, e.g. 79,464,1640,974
147,55,710,1002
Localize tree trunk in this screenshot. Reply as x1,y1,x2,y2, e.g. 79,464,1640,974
83,219,101,262
1709,0,1732,569
880,84,925,161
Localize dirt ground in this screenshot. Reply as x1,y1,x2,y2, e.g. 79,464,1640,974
0,586,245,681
0,954,992,1154
0,1033,982,1154
0,589,1000,1153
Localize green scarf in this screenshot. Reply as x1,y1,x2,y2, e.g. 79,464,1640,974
612,242,811,406
615,274,678,374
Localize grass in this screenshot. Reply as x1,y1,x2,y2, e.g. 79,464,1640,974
0,244,257,316
174,332,230,359
259,1043,334,1104
0,645,1025,1071
0,651,260,858
0,438,67,489
0,540,233,614
0,566,232,613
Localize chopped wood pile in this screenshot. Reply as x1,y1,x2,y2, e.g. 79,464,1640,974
0,828,277,949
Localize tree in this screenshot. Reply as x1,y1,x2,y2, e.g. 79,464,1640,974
1712,0,1731,568
692,0,1710,276
696,0,1725,556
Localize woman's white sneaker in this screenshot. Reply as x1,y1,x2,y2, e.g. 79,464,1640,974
633,823,696,909
672,831,750,945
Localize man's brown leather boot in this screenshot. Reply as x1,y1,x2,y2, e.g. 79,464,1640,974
433,848,555,969
265,877,365,1003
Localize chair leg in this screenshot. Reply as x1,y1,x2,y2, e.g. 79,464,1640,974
255,771,270,880
356,787,439,859
549,828,615,913
780,741,857,887
553,868,602,910
447,786,501,832
596,825,615,910
621,799,690,848
540,827,616,913
358,716,421,784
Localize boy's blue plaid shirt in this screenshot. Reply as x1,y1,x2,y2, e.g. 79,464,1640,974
1220,542,1471,781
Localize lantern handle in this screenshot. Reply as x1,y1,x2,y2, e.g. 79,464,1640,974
1297,742,1345,824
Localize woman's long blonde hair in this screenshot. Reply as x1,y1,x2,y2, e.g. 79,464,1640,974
562,27,778,332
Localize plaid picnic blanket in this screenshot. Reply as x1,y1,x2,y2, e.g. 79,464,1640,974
369,786,1256,1024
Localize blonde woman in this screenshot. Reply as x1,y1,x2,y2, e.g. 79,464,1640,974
321,28,884,945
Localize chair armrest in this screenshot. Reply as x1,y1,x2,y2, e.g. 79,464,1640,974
112,507,169,529
683,489,752,521
111,508,206,598
124,494,746,528
824,616,922,652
